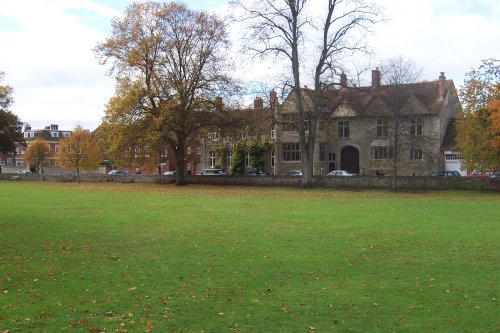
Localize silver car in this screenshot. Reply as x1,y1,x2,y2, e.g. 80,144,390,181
327,170,357,176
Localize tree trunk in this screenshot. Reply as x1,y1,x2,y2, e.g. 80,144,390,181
301,154,314,188
77,167,81,184
174,145,187,186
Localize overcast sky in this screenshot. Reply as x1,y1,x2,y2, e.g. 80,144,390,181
0,0,498,131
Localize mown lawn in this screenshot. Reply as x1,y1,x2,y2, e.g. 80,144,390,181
0,181,498,332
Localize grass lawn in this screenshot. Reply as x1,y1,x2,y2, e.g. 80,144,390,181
0,182,498,332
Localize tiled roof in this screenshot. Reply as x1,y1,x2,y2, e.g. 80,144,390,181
302,80,450,117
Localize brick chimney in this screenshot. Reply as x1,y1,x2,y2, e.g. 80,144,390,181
340,72,347,87
439,72,447,99
269,89,277,109
214,96,223,111
371,67,381,88
254,97,263,110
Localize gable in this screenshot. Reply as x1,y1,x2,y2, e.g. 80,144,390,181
364,96,391,117
400,95,430,116
332,104,357,117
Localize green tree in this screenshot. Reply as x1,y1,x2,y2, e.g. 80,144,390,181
0,71,23,155
457,59,500,172
24,139,51,174
59,126,102,183
95,2,237,185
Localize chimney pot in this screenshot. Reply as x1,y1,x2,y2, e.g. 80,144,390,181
371,68,381,88
340,72,347,87
254,97,263,110
439,72,447,99
270,89,277,108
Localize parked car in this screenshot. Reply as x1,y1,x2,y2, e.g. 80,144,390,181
108,169,129,175
284,170,302,177
489,172,500,179
246,170,267,176
200,168,226,175
15,170,32,174
430,171,461,177
163,171,176,176
465,173,490,179
327,170,357,177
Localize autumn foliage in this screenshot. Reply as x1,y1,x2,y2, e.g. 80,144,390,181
457,59,500,172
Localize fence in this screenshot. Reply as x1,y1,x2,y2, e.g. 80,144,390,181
1,172,498,191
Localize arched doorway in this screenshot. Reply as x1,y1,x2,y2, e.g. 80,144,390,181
341,146,359,174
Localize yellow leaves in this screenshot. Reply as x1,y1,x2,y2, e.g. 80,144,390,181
146,320,154,330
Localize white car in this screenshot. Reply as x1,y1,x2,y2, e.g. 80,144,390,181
163,171,176,176
284,170,302,177
15,170,32,174
327,170,357,177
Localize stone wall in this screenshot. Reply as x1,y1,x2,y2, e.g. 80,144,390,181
1,172,498,191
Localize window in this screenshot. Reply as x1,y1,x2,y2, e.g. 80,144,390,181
409,148,423,160
62,132,70,138
281,114,297,132
445,153,462,160
55,145,60,154
372,146,393,160
51,131,59,138
209,151,216,168
187,147,192,155
271,150,275,167
377,119,389,137
282,143,301,161
210,132,218,141
245,152,251,167
271,126,276,139
196,148,202,155
161,148,168,157
410,118,423,136
338,121,349,138
134,147,141,157
227,150,232,168
319,143,326,161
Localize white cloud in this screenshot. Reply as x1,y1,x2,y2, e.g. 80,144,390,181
0,0,499,130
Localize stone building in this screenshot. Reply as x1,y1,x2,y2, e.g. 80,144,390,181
273,70,463,176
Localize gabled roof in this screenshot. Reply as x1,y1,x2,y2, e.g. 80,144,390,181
300,79,453,117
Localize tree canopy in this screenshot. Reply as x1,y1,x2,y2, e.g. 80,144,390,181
24,139,51,174
95,1,237,185
0,71,23,154
59,126,102,183
457,58,500,172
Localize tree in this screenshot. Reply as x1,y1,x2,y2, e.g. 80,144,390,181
232,0,381,187
0,71,23,155
457,59,500,172
24,139,51,174
95,1,237,185
59,126,102,183
378,56,430,191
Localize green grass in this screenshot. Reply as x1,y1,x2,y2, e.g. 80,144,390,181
0,182,498,332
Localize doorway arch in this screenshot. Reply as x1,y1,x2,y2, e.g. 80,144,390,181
340,146,359,174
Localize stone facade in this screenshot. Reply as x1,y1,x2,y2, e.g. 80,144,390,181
273,70,462,176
